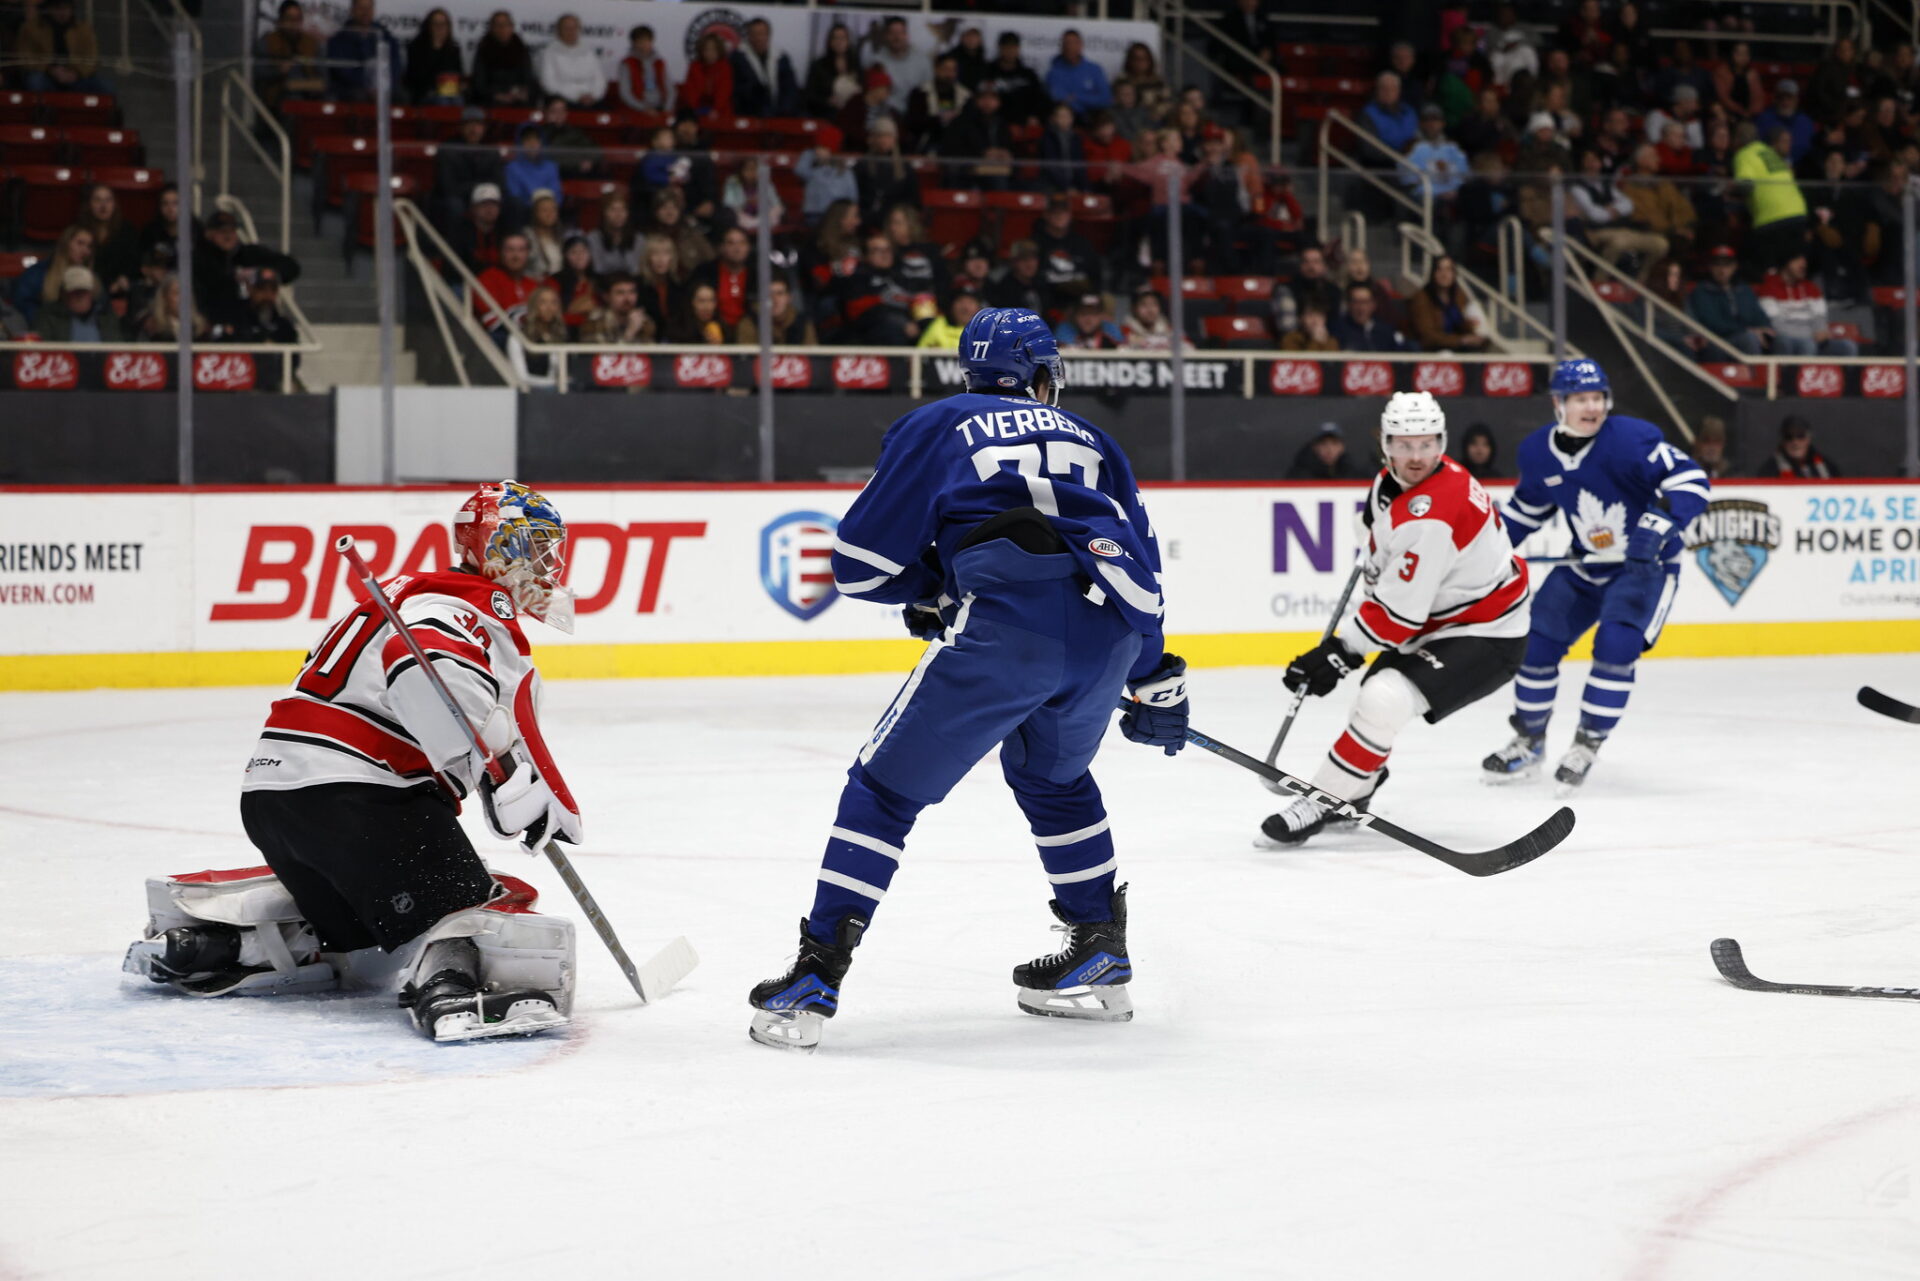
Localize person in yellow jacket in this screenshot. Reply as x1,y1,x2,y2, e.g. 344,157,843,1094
915,292,983,349
18,0,108,93
1734,124,1810,270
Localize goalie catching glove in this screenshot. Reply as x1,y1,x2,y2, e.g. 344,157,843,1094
1284,637,1363,698
481,739,582,851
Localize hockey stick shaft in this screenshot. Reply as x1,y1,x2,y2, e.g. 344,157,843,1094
334,535,673,1004
1711,938,1920,1000
1261,560,1365,793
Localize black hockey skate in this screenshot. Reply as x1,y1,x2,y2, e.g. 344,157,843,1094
748,914,866,1052
1553,728,1605,793
1013,884,1133,1022
138,924,242,980
123,921,338,997
1482,715,1546,783
400,937,565,1043
1257,770,1389,849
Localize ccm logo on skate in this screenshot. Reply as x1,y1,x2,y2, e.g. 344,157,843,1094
246,758,281,769
1087,538,1124,558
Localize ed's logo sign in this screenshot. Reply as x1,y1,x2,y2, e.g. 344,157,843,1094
760,511,840,621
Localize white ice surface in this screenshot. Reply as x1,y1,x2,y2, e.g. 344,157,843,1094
5,656,1920,1280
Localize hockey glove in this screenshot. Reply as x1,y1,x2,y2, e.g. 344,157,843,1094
480,740,583,852
1283,637,1363,698
1625,511,1674,575
1120,653,1189,755
1611,511,1675,617
902,596,955,641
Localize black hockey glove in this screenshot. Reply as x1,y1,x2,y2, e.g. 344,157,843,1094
902,599,954,641
1283,637,1363,698
1120,653,1189,755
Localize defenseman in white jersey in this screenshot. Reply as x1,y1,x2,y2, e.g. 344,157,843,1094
1261,392,1532,846
124,482,584,1042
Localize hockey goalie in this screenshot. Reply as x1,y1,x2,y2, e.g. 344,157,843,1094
123,482,584,1042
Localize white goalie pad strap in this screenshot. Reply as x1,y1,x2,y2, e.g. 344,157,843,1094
401,899,576,1016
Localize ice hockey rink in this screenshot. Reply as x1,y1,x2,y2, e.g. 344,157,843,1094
4,654,1920,1281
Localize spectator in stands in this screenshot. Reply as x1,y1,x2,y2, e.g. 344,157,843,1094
1331,280,1410,351
257,1,324,112
1033,193,1102,311
582,272,656,344
539,14,607,108
987,240,1048,313
947,28,988,92
541,97,599,180
1557,0,1612,95
475,233,552,337
1116,41,1171,120
232,268,299,349
917,290,981,349
942,240,989,299
523,190,565,278
35,267,120,342
1039,100,1087,193
1408,253,1491,350
1806,150,1865,300
1281,302,1340,352
666,282,730,344
1363,72,1419,155
678,32,733,119
507,285,567,389
136,273,208,341
1688,245,1773,355
1289,244,1342,320
983,32,1044,127
435,107,504,230
637,236,684,329
470,10,535,108
1622,145,1697,263
1047,29,1111,119
122,243,172,324
616,25,669,114
1386,41,1427,113
668,114,719,224
882,204,940,299
1755,80,1817,165
692,225,755,334
1860,95,1912,164
1056,293,1123,348
1757,249,1859,356
195,210,302,334
1434,25,1493,124
1692,416,1732,479
1759,414,1837,477
1653,118,1702,176
136,183,200,269
1534,76,1584,143
1121,286,1184,349
840,66,902,155
1738,124,1811,269
1083,109,1133,190
1287,425,1368,480
1211,0,1272,87
837,232,918,344
450,182,504,275
1570,146,1668,281
75,185,135,298
1457,150,1514,275
19,0,106,94
1190,129,1262,272
739,276,817,346
1343,247,1404,330
866,17,926,115
724,18,793,119
1454,88,1514,159
1715,40,1765,124
803,200,862,296
1652,38,1711,113
1590,107,1638,175
856,119,918,224
939,81,1013,187
503,126,560,226
1692,117,1739,225
1487,3,1538,93
1268,277,1298,337
644,188,713,273
1107,80,1154,152
324,0,401,103
587,193,640,275
1405,104,1469,209
907,54,970,154
552,235,602,330
805,23,863,120
722,155,784,234
1809,37,1863,126
1458,424,1501,479
405,8,464,105
1607,2,1655,108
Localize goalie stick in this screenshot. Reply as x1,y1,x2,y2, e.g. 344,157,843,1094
1858,686,1920,724
336,535,696,1005
1121,702,1574,876
1711,938,1920,1001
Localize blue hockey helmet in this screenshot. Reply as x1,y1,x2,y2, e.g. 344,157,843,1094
1549,358,1612,426
957,307,1066,405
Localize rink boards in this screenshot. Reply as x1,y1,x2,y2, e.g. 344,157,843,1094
4,481,1920,690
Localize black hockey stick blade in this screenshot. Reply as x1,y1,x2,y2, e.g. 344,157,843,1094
1711,937,1920,1001
1858,686,1920,723
1129,701,1573,875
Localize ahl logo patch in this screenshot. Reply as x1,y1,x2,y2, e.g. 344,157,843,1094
1408,495,1432,517
1683,498,1782,606
490,590,515,620
760,511,840,621
1087,537,1124,558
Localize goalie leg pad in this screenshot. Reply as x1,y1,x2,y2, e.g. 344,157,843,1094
398,879,574,1041
123,866,339,997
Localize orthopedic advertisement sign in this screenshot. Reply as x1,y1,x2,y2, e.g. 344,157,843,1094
3,482,1919,689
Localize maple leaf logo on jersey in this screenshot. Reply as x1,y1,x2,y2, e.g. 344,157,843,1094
1571,489,1627,553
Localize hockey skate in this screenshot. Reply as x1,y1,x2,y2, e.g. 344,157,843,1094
748,915,866,1053
123,921,338,997
1553,729,1605,794
1481,716,1546,784
400,937,566,1043
1013,885,1133,1022
1256,770,1387,849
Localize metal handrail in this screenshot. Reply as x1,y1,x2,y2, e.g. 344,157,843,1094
136,0,200,207
1551,225,1753,367
1558,242,1703,441
0,339,318,351
1339,208,1366,260
392,197,527,391
1317,110,1433,246
1161,11,1282,165
1396,221,1564,355
214,190,318,392
1496,216,1527,340
218,71,291,253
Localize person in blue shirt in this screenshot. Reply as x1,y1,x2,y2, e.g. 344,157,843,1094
1046,29,1112,118
1361,71,1419,155
1482,359,1711,790
748,307,1188,1053
503,125,561,219
1753,80,1817,165
1404,104,1469,200
324,0,404,103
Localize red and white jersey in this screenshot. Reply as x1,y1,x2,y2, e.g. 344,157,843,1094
1346,457,1531,650
243,569,537,793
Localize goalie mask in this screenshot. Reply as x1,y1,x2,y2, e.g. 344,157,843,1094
454,481,574,632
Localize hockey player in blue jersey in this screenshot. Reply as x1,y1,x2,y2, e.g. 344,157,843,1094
747,307,1188,1052
1482,358,1711,789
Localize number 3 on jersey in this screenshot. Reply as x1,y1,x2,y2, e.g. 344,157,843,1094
1400,552,1420,582
971,440,1103,516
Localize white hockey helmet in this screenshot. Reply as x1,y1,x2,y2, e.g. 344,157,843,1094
1379,390,1448,486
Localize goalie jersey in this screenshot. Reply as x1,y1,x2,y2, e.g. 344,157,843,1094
1347,456,1531,651
1502,414,1712,579
242,569,537,794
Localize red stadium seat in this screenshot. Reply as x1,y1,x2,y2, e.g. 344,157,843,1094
37,92,119,126
65,126,143,168
1830,320,1864,343
1203,314,1273,348
281,100,374,165
345,172,419,250
562,178,621,230
91,165,166,227
1703,361,1766,390
0,91,33,125
983,189,1047,253
0,250,43,280
0,124,61,163
8,164,89,241
312,135,381,207
1217,275,1276,310
924,188,985,252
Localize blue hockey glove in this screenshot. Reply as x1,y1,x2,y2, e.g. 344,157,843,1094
1283,637,1363,698
1625,511,1674,576
1121,653,1188,755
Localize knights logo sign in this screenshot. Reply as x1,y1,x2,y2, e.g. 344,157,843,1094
1684,499,1782,606
760,511,840,621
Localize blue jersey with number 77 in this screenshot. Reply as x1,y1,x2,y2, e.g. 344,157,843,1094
828,390,1167,676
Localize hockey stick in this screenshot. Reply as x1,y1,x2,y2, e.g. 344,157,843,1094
1858,686,1920,723
1260,560,1365,796
1711,938,1920,1001
1122,702,1574,876
335,536,696,1004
